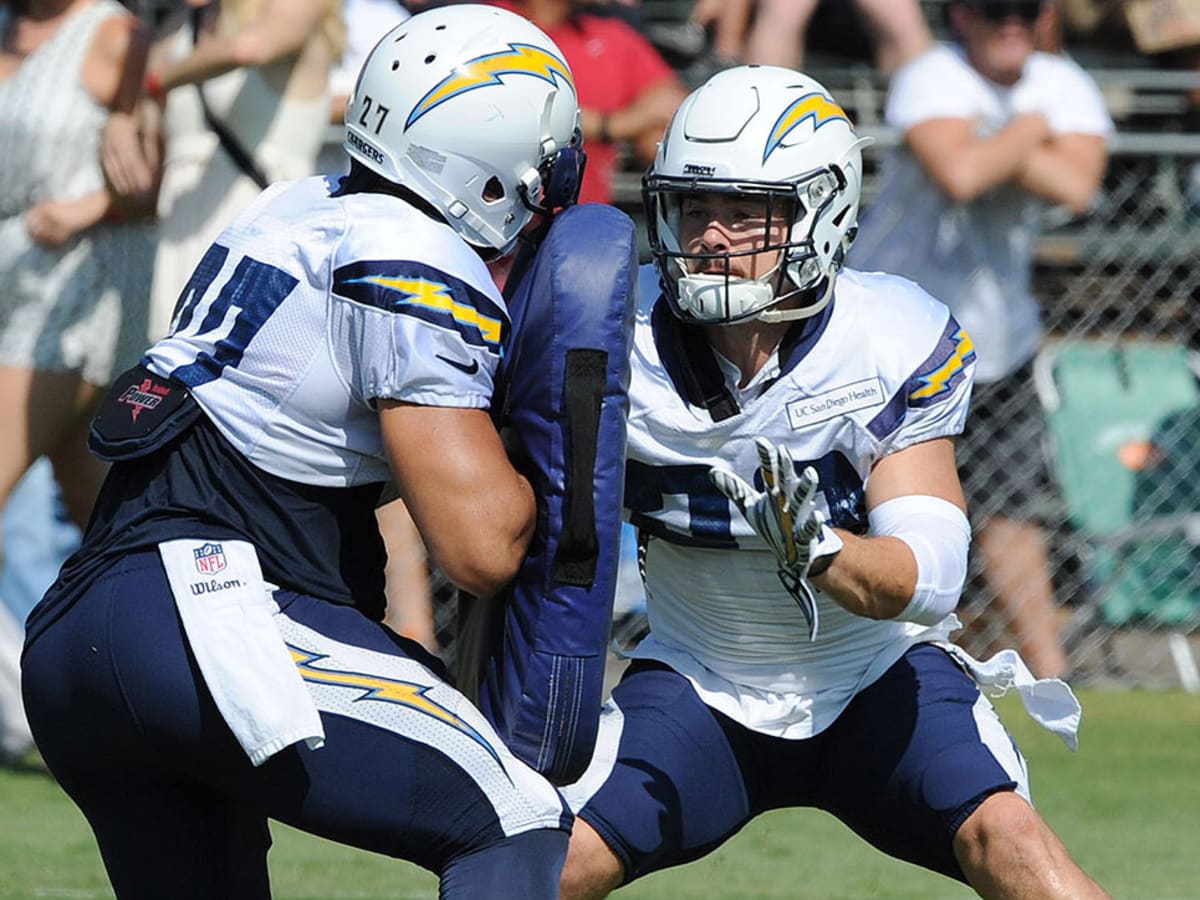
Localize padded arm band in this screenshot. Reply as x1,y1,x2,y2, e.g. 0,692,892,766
867,494,970,625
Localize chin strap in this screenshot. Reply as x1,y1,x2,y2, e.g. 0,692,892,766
755,272,836,324
757,213,856,323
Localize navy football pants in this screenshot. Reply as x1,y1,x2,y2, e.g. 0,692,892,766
22,551,570,899
567,645,1026,884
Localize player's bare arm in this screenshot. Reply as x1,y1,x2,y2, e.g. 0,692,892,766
380,401,535,599
813,436,967,620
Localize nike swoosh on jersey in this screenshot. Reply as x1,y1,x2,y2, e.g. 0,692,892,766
436,354,480,375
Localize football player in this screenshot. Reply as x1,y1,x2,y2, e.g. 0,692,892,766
559,66,1108,899
22,6,585,898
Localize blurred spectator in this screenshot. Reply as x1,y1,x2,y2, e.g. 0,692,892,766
1,462,80,629
688,0,933,73
0,602,25,762
142,0,344,340
849,0,1112,679
491,0,686,206
0,0,154,762
328,2,407,123
1048,0,1200,216
316,0,409,175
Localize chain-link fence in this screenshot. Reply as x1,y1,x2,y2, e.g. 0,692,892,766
408,57,1200,692
830,67,1200,689
969,124,1200,689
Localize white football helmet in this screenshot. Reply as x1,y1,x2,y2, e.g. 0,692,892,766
644,65,873,324
344,4,583,255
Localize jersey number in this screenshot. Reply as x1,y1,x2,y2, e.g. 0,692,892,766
626,452,867,547
167,244,300,388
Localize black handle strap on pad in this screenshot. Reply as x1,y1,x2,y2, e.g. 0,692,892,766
554,348,607,586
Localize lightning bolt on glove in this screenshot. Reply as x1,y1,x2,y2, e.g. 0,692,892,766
709,437,844,641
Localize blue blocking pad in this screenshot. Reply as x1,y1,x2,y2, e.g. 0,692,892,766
458,203,638,784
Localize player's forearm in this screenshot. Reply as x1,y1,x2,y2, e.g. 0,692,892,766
382,402,537,599
818,492,970,624
429,472,535,599
811,531,918,620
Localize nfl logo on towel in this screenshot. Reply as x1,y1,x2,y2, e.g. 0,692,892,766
193,542,227,575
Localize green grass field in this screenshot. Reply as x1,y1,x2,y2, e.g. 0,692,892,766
3,689,1197,899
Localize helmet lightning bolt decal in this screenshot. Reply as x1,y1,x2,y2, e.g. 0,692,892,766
763,92,850,163
289,646,506,770
406,43,574,130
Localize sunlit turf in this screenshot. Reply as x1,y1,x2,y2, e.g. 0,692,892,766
2,689,1196,899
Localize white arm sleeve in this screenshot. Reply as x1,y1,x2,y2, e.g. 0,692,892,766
868,495,971,625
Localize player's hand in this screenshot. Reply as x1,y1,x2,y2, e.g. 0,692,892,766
709,438,838,570
709,438,843,640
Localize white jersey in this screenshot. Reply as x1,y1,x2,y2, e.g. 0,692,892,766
850,44,1112,383
146,176,505,486
624,265,975,739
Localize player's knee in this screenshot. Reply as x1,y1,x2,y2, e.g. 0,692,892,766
954,790,1048,868
441,827,569,900
560,818,624,900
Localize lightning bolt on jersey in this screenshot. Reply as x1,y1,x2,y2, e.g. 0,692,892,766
145,175,506,486
623,264,976,739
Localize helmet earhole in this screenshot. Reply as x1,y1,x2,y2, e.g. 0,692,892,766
391,61,399,71
482,177,505,202
424,54,436,64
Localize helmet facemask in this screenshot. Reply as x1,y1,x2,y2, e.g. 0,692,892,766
643,65,872,325
645,165,849,325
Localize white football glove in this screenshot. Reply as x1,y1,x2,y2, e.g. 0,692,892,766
709,438,844,640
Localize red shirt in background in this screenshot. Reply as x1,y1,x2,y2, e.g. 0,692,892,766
491,3,676,204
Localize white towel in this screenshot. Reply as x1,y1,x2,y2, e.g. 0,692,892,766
938,641,1081,752
159,539,325,766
